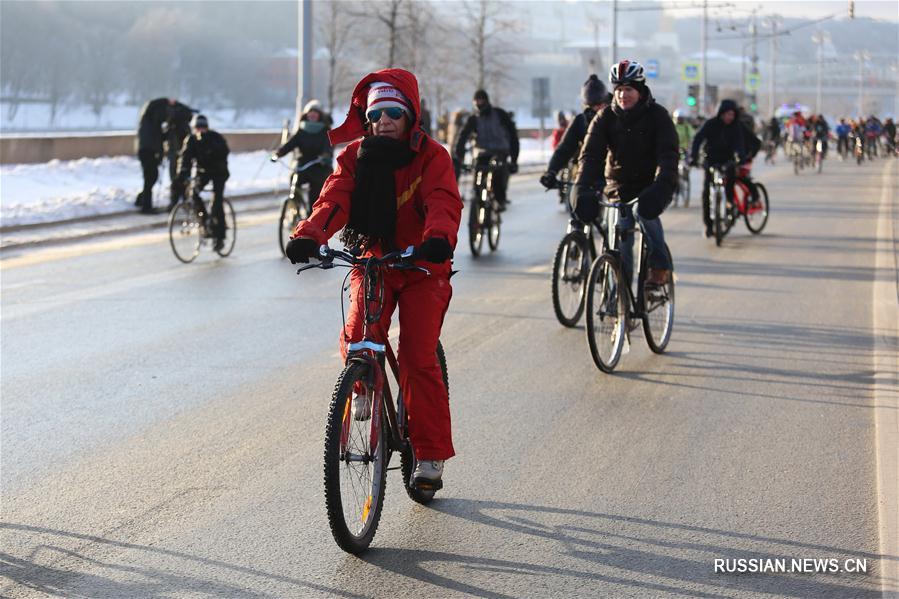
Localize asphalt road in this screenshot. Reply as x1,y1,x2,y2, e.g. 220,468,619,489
2,155,897,598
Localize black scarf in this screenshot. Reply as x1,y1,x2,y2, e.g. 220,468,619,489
342,135,415,251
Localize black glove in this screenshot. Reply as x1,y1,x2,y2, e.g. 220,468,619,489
285,237,320,264
508,162,519,174
417,237,453,263
539,171,558,190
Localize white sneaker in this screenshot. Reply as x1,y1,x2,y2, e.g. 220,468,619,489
412,459,444,490
352,391,371,421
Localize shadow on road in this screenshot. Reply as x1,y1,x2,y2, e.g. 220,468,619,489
0,522,365,599
360,498,893,598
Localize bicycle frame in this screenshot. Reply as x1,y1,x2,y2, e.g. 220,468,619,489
297,246,429,453
596,197,647,325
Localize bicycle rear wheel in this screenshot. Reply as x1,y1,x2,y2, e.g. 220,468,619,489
168,201,201,263
216,199,237,257
324,361,387,554
585,254,627,373
278,197,306,257
551,230,591,327
744,182,769,234
641,243,674,353
401,341,449,505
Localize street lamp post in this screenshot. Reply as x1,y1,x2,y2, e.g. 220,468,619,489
854,50,870,117
296,0,313,127
812,29,830,115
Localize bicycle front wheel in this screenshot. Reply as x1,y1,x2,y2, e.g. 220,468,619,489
216,199,237,257
585,254,627,373
713,187,725,247
487,196,501,252
324,361,387,554
468,194,486,257
278,197,305,257
744,182,769,234
168,201,201,263
551,230,591,327
641,244,675,353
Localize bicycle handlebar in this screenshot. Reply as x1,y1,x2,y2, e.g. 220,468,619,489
296,245,431,276
596,196,639,209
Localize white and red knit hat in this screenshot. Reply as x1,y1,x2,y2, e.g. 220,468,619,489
366,81,413,117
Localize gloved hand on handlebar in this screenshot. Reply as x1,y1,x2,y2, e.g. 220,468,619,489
416,237,453,263
508,162,519,174
539,170,559,190
285,237,320,264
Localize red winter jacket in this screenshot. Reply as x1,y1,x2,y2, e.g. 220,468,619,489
294,69,461,268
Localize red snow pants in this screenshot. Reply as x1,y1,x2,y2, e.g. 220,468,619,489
339,267,454,461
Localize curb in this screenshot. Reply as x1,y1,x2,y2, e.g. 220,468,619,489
873,159,899,598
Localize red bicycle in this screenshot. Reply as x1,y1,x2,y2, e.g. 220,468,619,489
296,245,448,554
708,161,770,245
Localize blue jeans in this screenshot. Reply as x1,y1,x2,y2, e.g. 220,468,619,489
617,207,670,284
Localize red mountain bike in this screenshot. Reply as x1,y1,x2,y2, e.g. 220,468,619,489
296,245,448,554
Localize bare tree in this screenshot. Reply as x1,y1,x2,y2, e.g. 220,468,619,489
319,0,359,112
459,0,521,99
347,0,405,68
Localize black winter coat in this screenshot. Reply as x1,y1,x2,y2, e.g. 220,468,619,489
575,92,679,220
166,102,195,153
454,105,520,163
547,108,597,173
275,121,333,166
690,101,746,166
178,130,230,179
137,98,169,153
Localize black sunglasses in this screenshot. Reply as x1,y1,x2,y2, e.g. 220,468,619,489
367,107,406,122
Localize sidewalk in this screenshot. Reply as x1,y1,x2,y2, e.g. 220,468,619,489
0,192,283,252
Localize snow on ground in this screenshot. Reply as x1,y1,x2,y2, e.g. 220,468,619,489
0,139,551,227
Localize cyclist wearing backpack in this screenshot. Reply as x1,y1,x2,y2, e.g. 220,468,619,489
177,114,230,252
453,89,520,211
270,99,333,208
285,69,462,490
574,59,678,287
540,74,610,192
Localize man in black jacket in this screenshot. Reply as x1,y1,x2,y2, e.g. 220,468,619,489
270,100,333,210
178,114,230,251
574,59,678,286
453,89,519,210
540,74,611,193
135,98,170,213
690,99,746,238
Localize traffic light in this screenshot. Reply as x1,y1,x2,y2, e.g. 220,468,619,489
687,84,699,107
748,94,758,113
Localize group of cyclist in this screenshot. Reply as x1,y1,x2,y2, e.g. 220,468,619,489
277,58,776,492
768,111,897,166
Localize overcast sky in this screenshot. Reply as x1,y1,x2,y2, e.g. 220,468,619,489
660,0,898,21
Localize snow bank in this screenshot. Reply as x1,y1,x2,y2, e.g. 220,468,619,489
0,139,551,227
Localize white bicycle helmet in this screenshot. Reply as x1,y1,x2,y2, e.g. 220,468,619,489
610,59,646,86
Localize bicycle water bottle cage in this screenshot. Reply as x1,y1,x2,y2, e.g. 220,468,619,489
347,340,386,354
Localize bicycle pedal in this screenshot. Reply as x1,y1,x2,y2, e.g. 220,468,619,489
412,477,443,491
